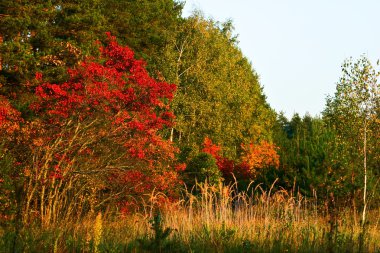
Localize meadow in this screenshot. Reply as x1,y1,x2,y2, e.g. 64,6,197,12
1,181,379,253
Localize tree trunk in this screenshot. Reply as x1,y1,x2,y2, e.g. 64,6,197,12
362,119,367,227
170,128,174,142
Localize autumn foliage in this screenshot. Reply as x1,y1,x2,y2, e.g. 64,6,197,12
202,137,280,181
241,141,280,177
0,32,281,224
32,33,177,161
0,33,187,224
0,96,23,135
202,137,222,159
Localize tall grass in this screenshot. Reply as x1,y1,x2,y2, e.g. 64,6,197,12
1,181,379,252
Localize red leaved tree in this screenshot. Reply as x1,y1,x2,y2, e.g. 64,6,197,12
0,96,24,222
0,96,23,135
240,141,280,178
23,33,181,224
202,137,280,182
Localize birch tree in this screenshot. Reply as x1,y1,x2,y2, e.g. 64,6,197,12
324,56,379,226
161,14,276,159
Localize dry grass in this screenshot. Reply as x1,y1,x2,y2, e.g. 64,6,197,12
1,181,379,252
157,181,380,252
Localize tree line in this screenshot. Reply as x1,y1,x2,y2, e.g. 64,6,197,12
0,0,379,227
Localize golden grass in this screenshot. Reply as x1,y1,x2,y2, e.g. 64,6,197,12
1,181,379,252
156,182,380,252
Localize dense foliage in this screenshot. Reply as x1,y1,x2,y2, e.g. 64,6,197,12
273,58,379,209
162,15,276,159
0,1,379,241
1,33,183,225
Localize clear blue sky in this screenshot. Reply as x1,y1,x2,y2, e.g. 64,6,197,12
182,0,380,118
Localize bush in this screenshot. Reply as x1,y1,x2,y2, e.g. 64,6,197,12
185,152,222,187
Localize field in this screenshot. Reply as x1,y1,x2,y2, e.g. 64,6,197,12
1,182,379,253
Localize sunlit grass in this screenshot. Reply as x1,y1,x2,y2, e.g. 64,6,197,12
1,181,379,252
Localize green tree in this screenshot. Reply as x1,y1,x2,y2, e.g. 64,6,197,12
162,14,275,159
0,0,183,106
324,56,380,226
185,152,221,188
100,0,183,69
273,113,341,199
0,0,105,89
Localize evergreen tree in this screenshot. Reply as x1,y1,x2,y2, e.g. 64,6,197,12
273,113,342,199
0,0,183,103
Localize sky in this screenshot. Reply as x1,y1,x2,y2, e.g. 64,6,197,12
182,0,380,118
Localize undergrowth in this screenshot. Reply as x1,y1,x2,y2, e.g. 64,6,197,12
1,182,379,253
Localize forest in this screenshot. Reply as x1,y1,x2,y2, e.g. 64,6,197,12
0,1,379,252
